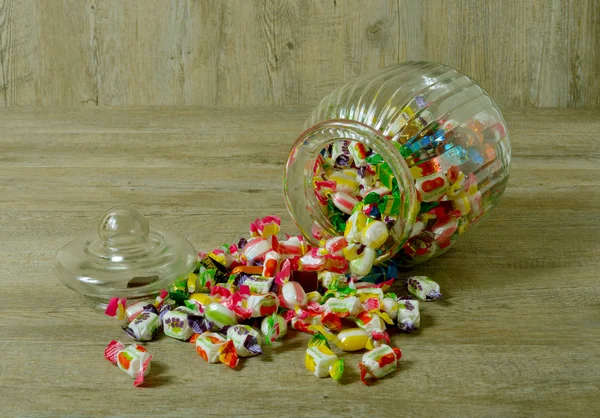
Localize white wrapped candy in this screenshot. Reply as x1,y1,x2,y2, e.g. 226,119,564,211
227,325,262,357
104,340,152,387
407,276,442,301
397,300,420,332
359,344,401,385
162,307,196,341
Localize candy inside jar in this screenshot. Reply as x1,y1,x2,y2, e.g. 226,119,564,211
284,61,511,267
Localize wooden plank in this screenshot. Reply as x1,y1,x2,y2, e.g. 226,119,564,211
274,0,400,106
0,0,38,106
0,1,598,107
399,0,600,107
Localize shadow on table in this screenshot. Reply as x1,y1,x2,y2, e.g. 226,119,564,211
142,361,169,388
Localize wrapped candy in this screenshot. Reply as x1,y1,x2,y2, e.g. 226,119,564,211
261,313,288,344
280,281,307,309
198,256,229,284
290,316,315,334
262,251,281,277
349,247,376,276
104,340,152,387
360,221,389,249
324,236,348,255
329,171,359,193
324,296,363,318
244,275,274,294
124,299,154,322
243,238,271,261
305,291,322,304
204,303,238,329
124,305,161,341
355,311,387,332
299,251,327,272
335,328,371,352
194,332,238,368
249,215,280,239
305,334,344,380
356,287,384,302
381,295,399,320
359,344,402,385
246,292,279,318
344,211,367,243
226,325,262,357
397,300,420,332
407,276,442,301
415,172,448,202
162,306,205,341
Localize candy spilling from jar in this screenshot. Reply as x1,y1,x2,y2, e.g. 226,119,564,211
312,114,507,265
104,215,442,386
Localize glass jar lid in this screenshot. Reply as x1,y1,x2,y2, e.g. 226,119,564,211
55,205,197,308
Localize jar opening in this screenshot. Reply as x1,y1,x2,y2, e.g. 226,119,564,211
284,119,418,264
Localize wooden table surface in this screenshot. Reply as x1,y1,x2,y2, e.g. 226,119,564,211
0,107,598,417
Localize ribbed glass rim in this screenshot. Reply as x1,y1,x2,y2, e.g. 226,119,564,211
283,119,418,264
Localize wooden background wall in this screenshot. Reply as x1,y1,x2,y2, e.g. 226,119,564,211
0,0,598,108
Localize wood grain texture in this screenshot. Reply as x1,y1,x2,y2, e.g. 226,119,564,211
0,106,599,417
0,0,598,107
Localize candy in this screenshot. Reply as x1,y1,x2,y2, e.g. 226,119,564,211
324,296,363,318
329,171,359,193
226,325,262,357
332,192,359,215
250,215,280,239
407,276,442,301
397,300,420,332
348,141,368,166
324,236,348,255
198,255,229,284
244,275,274,294
362,218,392,248
305,290,322,304
246,292,279,318
104,340,152,386
349,247,376,276
204,303,238,329
356,287,384,302
262,251,281,277
299,252,327,272
124,305,161,341
243,238,271,261
359,344,402,385
381,296,399,320
261,313,288,343
335,328,371,352
162,307,198,341
356,311,387,332
305,334,344,380
124,299,153,322
194,332,239,367
280,281,307,309
415,172,448,202
188,292,212,308
230,265,263,275
344,210,367,243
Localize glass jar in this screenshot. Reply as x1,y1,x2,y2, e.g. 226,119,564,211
284,61,511,267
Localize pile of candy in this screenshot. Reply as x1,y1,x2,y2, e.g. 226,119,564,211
312,114,505,265
104,215,442,386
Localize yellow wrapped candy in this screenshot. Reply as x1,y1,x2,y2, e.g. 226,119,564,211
305,334,344,381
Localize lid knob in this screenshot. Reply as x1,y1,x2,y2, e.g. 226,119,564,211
98,206,149,247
